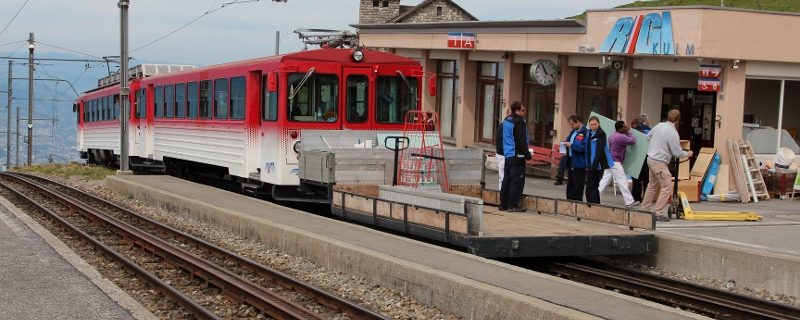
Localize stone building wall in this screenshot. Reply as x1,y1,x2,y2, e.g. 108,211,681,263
359,0,401,24
399,0,475,23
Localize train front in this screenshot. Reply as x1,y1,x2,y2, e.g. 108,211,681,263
261,48,429,201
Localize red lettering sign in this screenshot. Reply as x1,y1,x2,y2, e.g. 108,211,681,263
698,78,721,92
699,64,722,79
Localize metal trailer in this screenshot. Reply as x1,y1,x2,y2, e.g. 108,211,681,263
299,130,656,258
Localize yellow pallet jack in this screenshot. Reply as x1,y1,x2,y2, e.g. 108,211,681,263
677,191,762,221
668,155,762,221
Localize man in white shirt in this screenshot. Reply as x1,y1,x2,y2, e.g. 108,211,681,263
642,109,693,221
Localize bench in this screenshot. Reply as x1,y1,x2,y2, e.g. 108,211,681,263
529,146,554,166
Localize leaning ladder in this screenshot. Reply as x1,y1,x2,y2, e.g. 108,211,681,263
735,138,770,201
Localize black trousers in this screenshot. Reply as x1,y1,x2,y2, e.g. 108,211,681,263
555,156,570,181
631,158,650,202
585,169,603,204
500,159,526,208
566,168,586,201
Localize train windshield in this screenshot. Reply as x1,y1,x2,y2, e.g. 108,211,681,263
376,76,418,124
287,72,339,122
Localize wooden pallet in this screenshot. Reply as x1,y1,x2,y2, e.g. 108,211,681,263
726,139,750,203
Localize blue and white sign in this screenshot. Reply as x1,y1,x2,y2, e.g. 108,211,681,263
599,11,675,55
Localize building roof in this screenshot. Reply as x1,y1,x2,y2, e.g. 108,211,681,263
390,0,479,23
353,19,586,34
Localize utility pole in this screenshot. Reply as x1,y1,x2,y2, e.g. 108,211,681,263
27,32,34,166
275,31,280,55
118,0,131,172
16,107,20,167
6,61,11,170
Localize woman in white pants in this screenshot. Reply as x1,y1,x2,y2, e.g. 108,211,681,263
598,121,638,207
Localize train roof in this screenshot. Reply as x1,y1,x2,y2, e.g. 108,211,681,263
79,48,420,97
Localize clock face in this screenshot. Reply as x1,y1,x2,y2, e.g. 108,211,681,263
532,59,558,86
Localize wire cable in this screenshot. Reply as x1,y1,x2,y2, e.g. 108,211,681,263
35,41,106,61
0,0,31,40
0,40,26,48
131,0,264,53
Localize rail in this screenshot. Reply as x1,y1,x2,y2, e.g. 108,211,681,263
538,259,800,320
3,172,388,320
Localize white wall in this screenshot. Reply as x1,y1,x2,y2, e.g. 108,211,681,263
640,70,699,123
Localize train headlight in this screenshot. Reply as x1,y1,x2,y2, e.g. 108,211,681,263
293,141,301,153
352,49,364,63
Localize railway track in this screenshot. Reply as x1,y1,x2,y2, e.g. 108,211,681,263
0,172,387,320
535,258,800,320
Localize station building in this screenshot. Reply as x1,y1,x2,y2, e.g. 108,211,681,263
354,3,800,169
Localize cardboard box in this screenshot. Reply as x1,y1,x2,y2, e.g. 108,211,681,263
678,178,701,202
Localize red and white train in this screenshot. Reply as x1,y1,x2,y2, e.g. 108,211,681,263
75,48,426,200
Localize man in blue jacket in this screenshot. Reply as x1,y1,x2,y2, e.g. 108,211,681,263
499,101,532,212
563,115,588,201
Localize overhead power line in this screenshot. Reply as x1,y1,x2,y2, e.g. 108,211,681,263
35,41,107,61
0,0,31,40
131,0,286,53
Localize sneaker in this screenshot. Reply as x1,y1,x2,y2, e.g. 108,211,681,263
655,215,671,222
553,180,564,185
507,206,527,212
626,201,641,208
498,206,508,211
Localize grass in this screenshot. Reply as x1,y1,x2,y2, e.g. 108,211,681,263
12,163,116,181
571,0,800,19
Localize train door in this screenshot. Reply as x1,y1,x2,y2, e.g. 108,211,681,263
133,87,147,156
343,67,373,130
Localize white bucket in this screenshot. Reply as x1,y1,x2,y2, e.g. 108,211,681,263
776,147,796,168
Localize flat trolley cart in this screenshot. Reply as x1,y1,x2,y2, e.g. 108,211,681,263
331,185,656,258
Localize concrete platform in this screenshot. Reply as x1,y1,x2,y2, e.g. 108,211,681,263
487,170,800,298
0,198,153,320
106,175,706,320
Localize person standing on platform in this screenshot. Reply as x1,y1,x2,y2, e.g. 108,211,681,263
584,116,613,204
631,114,652,202
495,106,512,190
499,101,531,212
564,115,588,201
642,110,692,221
598,120,638,207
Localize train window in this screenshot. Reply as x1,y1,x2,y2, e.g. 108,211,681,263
346,75,368,123
113,95,120,120
262,75,277,121
199,80,212,119
187,82,199,118
89,100,94,122
230,76,246,120
135,89,145,119
154,86,164,118
376,76,417,123
165,85,175,118
104,97,110,120
287,73,338,122
214,78,228,119
175,83,186,118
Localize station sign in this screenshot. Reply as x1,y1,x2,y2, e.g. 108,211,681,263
699,64,722,78
447,32,476,49
698,64,722,92
599,11,675,55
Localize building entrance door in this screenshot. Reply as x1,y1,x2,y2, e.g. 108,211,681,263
524,84,556,148
661,88,717,155
478,81,503,144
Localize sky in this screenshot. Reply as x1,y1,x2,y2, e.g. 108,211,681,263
0,0,632,67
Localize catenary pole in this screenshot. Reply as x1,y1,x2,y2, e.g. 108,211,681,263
27,32,34,166
6,60,11,170
16,107,20,167
119,0,130,172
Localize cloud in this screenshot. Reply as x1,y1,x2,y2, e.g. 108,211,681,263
1,0,631,66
